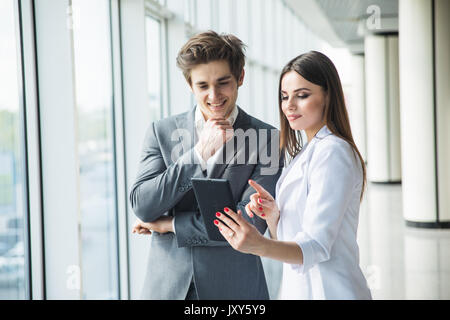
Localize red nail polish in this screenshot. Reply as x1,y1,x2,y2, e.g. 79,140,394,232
259,207,263,211
214,220,219,225
258,198,262,204
216,212,221,217
262,214,266,217
224,208,229,213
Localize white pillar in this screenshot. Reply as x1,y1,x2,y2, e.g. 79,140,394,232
364,34,401,183
34,0,83,299
399,0,450,227
119,0,153,299
349,54,367,161
435,0,450,224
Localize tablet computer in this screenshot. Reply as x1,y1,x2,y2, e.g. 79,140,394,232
191,178,237,242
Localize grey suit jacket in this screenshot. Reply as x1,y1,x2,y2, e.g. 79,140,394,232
130,106,283,300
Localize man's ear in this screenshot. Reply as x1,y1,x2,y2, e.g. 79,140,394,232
238,69,245,87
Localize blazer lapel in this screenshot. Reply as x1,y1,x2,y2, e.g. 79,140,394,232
208,106,251,179
174,107,197,161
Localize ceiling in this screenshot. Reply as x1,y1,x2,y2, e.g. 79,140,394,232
285,0,399,54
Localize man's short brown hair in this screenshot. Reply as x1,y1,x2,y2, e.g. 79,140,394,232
176,30,246,85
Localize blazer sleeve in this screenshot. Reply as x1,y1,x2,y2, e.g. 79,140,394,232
174,128,284,248
288,140,358,274
129,122,205,222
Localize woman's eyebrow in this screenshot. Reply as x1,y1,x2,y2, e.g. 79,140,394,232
281,88,311,93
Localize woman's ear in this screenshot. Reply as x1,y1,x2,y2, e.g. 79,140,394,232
238,69,245,87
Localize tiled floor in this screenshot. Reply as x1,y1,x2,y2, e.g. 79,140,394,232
262,182,450,299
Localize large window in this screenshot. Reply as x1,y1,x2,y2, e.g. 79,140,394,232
195,0,213,31
72,0,119,299
218,0,232,33
0,0,28,300
145,16,163,120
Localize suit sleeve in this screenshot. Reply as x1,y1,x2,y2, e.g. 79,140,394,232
129,122,205,222
174,128,284,247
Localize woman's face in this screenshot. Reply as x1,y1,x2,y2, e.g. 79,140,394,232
280,70,326,134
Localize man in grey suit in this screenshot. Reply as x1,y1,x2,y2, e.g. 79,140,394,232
130,31,282,300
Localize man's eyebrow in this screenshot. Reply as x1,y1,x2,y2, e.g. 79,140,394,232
280,88,311,93
194,75,232,86
217,75,232,82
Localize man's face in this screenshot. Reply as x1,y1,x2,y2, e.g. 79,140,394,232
190,60,244,120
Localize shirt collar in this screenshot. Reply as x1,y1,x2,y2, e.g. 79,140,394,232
194,105,239,132
315,124,333,139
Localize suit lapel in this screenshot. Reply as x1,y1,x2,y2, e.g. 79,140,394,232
208,106,251,179
174,107,197,159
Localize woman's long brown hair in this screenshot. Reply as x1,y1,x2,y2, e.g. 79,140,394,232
279,51,367,201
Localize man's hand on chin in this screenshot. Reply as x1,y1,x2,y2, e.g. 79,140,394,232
131,216,174,235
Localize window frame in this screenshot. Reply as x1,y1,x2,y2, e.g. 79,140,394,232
18,0,45,300
1,0,34,300
144,10,170,119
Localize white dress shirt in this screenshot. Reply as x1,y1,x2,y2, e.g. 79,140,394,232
172,105,239,234
276,125,372,300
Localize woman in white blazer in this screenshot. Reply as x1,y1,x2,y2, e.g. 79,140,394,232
214,51,372,299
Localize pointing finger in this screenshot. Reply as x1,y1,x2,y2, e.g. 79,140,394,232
248,180,274,201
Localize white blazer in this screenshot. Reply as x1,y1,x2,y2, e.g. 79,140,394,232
276,125,372,300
